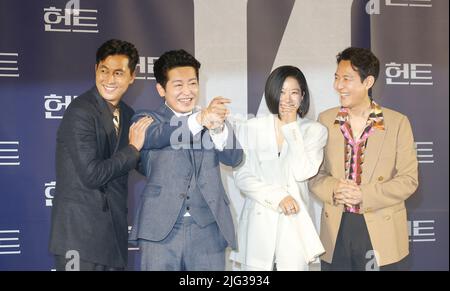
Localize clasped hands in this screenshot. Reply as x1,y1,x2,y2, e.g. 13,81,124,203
333,179,363,208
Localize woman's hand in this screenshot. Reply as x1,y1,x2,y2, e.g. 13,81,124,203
279,195,299,215
279,100,298,124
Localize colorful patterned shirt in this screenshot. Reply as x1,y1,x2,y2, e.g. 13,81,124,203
334,100,385,213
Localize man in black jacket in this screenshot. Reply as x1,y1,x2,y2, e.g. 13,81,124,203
49,39,152,271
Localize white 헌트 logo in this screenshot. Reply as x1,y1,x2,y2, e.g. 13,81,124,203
408,220,436,242
0,230,21,255
0,141,20,166
367,0,432,14
45,181,56,207
128,226,139,251
0,53,19,78
44,94,78,119
386,0,432,7
415,142,434,164
135,57,158,80
386,63,433,86
43,0,98,34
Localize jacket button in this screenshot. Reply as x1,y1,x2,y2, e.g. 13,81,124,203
378,176,384,181
384,215,391,221
325,212,329,218
186,196,190,200
186,207,190,211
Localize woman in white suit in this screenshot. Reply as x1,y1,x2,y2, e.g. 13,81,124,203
230,66,328,271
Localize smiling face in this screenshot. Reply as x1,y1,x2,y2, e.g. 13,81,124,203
95,54,135,106
156,66,199,113
279,76,302,108
334,60,373,109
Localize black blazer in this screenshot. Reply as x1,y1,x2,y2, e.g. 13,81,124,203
49,87,139,268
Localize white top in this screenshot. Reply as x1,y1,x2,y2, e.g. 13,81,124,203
230,114,328,269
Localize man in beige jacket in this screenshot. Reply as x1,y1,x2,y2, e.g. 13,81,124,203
309,47,418,271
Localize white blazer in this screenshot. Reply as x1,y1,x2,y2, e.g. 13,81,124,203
230,114,327,269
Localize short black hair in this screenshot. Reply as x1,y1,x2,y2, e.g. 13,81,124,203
337,47,380,83
264,65,310,118
153,49,201,88
96,39,139,73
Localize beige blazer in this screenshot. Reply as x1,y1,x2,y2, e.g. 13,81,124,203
309,106,418,266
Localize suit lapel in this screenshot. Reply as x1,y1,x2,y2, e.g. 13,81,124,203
194,129,205,177
361,127,387,184
330,123,346,179
92,88,117,153
192,107,204,174
114,102,128,153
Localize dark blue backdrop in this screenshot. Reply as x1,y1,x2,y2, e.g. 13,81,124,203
0,0,448,270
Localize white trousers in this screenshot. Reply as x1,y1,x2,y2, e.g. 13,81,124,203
241,215,309,271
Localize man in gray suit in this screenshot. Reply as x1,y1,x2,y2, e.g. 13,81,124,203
129,49,243,271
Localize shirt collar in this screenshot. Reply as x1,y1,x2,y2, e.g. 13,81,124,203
106,101,119,115
165,102,192,117
334,100,385,130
